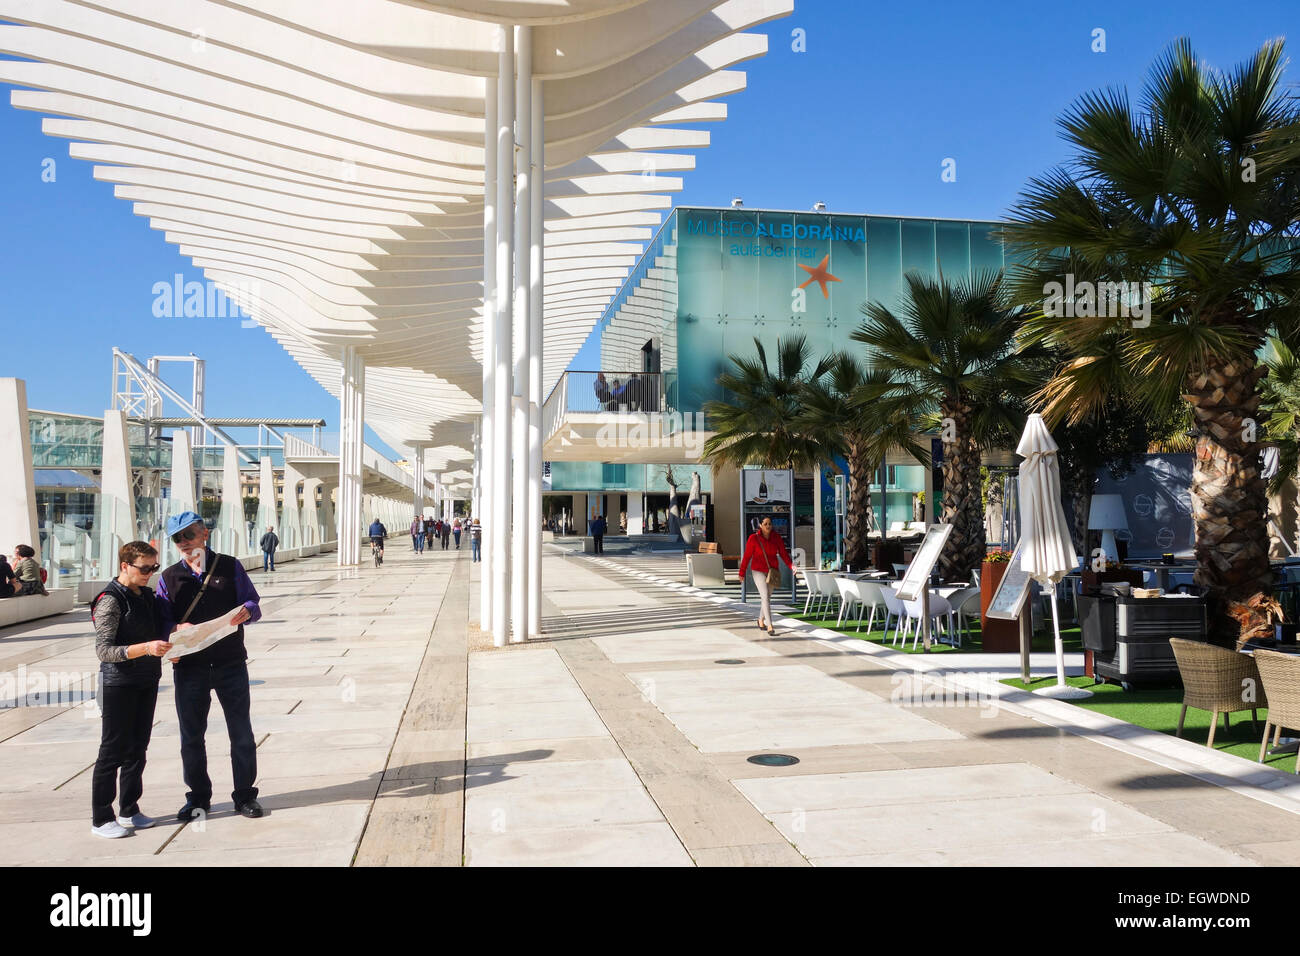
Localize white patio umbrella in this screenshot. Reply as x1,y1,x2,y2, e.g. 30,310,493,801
1017,414,1092,699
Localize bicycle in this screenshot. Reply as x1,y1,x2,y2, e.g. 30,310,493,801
371,537,384,567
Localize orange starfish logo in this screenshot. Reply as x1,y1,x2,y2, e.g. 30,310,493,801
797,254,841,298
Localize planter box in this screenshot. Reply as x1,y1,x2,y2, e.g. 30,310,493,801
980,560,1020,652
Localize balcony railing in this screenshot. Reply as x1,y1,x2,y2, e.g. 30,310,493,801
543,370,664,442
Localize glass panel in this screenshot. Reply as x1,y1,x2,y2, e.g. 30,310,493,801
970,222,1006,276
935,220,970,279
865,218,902,317
900,219,936,280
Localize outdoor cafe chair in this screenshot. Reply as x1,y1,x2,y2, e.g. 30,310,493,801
1169,638,1266,749
797,567,817,615
880,586,906,645
850,580,888,633
900,593,955,650
806,572,839,619
1253,648,1300,771
947,585,982,647
835,575,859,627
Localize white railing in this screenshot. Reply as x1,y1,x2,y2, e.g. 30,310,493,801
283,433,330,458
542,372,568,444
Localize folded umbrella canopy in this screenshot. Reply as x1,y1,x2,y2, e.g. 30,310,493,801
1017,414,1091,699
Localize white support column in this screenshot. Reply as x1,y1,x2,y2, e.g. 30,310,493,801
411,443,425,520
480,74,498,634
0,379,40,560
491,24,514,648
321,481,336,546
527,71,544,640
256,456,278,546
219,444,243,556
167,429,197,564
302,478,321,547
511,24,532,644
339,346,365,566
98,409,136,578
281,462,306,549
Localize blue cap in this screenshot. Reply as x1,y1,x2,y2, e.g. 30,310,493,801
165,511,204,537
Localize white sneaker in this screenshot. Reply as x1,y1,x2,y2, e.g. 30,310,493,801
91,820,131,839
117,813,156,829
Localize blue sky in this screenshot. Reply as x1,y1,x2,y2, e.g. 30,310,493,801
2,0,1295,451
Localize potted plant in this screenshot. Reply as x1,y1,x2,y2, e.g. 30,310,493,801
979,550,1019,652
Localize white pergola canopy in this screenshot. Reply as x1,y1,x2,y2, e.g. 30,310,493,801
1,0,790,489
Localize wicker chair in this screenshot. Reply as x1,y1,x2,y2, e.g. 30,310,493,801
1169,638,1266,749
1253,649,1300,772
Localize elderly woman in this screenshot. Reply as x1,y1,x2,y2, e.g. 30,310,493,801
12,544,46,596
89,541,174,839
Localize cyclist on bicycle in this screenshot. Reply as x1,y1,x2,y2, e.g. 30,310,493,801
368,517,387,560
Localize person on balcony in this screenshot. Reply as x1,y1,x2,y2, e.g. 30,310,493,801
593,372,612,410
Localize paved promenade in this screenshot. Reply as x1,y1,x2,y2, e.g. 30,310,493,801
0,543,1297,866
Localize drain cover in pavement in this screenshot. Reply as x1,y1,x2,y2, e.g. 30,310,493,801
310,638,335,642
248,680,265,686
747,753,799,767
715,659,745,665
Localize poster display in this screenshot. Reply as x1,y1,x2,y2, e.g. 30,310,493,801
986,538,1033,620
895,524,953,602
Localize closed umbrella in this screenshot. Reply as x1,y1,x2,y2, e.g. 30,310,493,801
1017,414,1091,699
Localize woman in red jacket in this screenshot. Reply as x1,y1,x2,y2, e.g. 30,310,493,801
739,516,792,635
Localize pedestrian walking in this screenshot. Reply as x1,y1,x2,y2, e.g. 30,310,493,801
441,520,451,550
157,511,264,821
453,518,462,549
410,516,425,554
259,525,279,572
739,515,792,636
590,514,606,554
470,519,482,562
88,541,173,838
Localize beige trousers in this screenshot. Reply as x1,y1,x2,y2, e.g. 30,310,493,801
750,568,773,626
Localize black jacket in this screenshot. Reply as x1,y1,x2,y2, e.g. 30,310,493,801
93,580,163,687
260,531,279,552
160,551,247,668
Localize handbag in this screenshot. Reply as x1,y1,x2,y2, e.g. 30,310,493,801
766,566,781,589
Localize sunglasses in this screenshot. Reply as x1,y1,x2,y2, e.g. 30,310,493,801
170,525,202,544
130,563,161,574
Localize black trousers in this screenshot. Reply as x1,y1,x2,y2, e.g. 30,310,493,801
593,535,604,554
92,683,159,826
174,660,258,807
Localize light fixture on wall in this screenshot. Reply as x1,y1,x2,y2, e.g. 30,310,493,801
1088,494,1128,565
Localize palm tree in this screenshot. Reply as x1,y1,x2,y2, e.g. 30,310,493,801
800,353,923,568
702,335,835,471
1002,38,1300,628
853,271,1044,581
1262,337,1300,497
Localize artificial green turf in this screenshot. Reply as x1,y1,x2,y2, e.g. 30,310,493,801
788,610,1084,656
1000,675,1297,774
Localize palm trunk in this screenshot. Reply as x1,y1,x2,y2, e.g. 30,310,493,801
939,397,986,581
843,437,873,568
1186,354,1271,640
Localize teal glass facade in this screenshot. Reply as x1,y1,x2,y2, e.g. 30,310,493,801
595,207,1008,415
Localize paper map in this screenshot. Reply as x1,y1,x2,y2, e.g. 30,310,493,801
166,607,241,661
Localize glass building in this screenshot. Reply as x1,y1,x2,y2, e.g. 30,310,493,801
546,206,1009,549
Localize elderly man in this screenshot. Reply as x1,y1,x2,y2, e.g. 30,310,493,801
156,511,264,821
